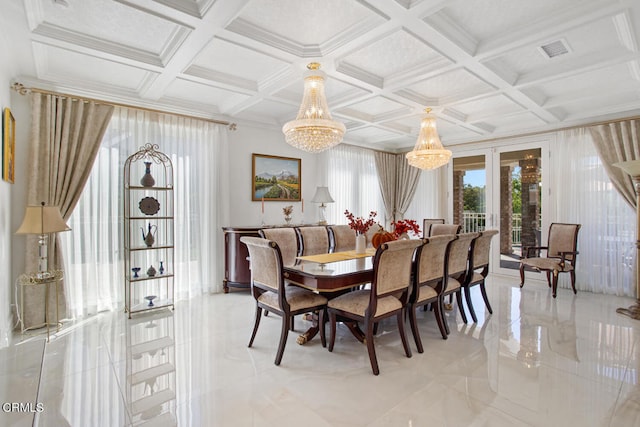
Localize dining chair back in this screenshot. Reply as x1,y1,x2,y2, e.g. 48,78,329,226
259,228,299,265
326,239,422,375
328,224,356,252
430,223,461,236
241,236,327,366
463,229,499,323
408,235,457,352
442,232,480,328
422,218,445,238
297,226,331,255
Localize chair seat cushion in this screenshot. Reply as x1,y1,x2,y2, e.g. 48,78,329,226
468,272,484,285
258,285,327,312
447,277,461,291
521,257,574,272
328,290,401,317
416,285,438,303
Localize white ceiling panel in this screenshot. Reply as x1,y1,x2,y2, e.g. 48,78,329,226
233,99,298,124
436,0,585,43
4,0,640,151
227,0,386,55
188,37,289,83
36,0,182,55
450,94,525,122
347,125,403,142
400,68,495,104
339,29,447,80
336,96,411,120
35,43,151,91
479,111,548,133
163,78,252,113
527,62,640,108
485,13,631,81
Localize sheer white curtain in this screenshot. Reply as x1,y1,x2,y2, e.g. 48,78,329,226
403,167,447,224
60,108,229,318
552,128,635,296
317,144,385,226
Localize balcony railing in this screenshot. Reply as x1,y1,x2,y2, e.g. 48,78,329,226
462,212,522,244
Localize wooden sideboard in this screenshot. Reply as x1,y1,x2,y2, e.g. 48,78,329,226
222,224,331,293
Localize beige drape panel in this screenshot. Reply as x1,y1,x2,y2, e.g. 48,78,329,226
374,152,421,223
23,93,114,328
394,154,421,220
589,120,640,209
374,152,396,224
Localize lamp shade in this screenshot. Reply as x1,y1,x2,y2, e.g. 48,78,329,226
16,204,70,234
311,186,334,204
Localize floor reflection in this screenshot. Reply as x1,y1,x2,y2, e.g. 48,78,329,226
126,309,176,426
517,292,578,367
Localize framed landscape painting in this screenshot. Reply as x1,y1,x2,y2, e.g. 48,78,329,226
2,108,15,183
252,153,301,201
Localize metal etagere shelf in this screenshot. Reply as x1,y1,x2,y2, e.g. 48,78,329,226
124,144,175,318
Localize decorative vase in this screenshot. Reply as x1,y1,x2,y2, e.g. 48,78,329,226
132,267,141,278
140,161,155,187
147,265,156,277
159,261,164,275
141,223,157,247
355,234,366,254
284,214,292,225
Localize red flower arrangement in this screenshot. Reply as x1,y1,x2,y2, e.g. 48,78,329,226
344,210,377,235
391,219,421,239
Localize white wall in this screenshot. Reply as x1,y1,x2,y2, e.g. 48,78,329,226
0,33,17,348
227,123,321,226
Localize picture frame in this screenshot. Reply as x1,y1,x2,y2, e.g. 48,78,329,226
2,107,15,183
252,153,301,201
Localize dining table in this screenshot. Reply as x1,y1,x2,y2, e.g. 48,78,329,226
283,248,376,344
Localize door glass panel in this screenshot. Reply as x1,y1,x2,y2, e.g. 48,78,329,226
499,148,542,270
453,155,486,233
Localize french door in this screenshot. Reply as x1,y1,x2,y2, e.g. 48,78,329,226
448,138,549,276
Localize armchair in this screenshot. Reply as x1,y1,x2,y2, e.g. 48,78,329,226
519,223,581,298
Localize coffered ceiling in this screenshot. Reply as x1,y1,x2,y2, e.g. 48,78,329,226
3,0,640,151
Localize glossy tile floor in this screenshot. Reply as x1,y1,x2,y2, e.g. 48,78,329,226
2,275,640,426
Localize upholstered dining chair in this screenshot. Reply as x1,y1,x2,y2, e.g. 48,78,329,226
326,239,422,375
258,227,301,327
430,223,462,236
328,224,356,252
240,236,328,366
365,226,379,248
422,218,445,238
463,229,499,323
408,235,457,352
442,232,480,330
520,223,581,298
297,226,331,255
259,228,299,266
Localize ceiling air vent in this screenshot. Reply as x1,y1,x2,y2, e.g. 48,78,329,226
539,39,570,59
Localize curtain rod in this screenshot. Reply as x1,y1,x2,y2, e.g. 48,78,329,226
11,82,237,130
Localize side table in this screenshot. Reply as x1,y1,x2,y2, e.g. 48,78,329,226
18,270,63,342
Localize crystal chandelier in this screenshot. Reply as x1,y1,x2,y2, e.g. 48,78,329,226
406,108,452,170
282,63,345,153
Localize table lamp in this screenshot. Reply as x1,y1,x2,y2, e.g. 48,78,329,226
16,202,71,280
311,186,334,225
614,160,640,320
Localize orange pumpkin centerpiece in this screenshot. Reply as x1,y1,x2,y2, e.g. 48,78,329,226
371,226,396,249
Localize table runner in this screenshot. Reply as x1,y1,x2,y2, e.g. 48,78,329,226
296,247,376,264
